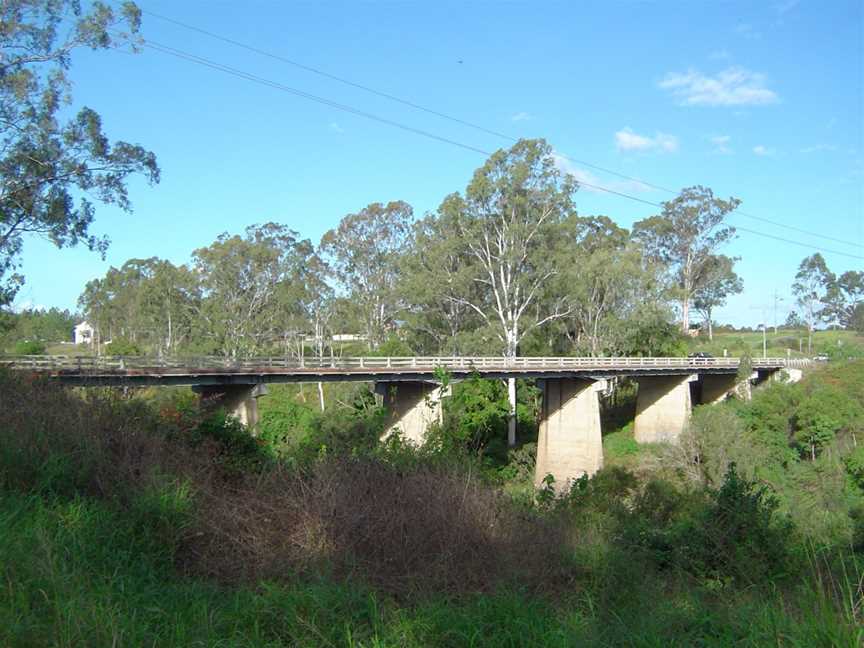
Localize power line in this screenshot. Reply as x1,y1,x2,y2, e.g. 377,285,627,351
139,39,864,262
138,4,861,251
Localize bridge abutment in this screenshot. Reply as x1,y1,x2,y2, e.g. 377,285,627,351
375,381,450,445
193,383,268,431
534,378,605,489
633,374,697,444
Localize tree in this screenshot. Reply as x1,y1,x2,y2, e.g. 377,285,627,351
692,254,743,341
443,139,578,444
193,223,311,359
823,270,864,329
784,310,805,330
632,186,739,332
551,215,668,355
791,254,834,354
0,1,159,306
850,303,864,335
320,201,412,349
399,202,484,354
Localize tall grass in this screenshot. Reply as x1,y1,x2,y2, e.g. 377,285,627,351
0,369,862,646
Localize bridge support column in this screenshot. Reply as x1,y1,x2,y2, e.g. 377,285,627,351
699,374,741,405
193,383,268,431
375,381,450,445
534,378,605,490
634,375,697,444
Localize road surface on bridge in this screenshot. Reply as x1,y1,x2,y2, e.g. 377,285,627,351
0,355,805,386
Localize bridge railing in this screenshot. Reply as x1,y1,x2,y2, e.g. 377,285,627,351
0,354,809,373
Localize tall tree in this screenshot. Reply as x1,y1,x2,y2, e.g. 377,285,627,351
444,139,578,443
791,253,835,354
0,1,159,306
552,215,667,356
633,186,739,332
319,201,412,349
823,270,864,329
399,202,483,354
193,223,311,359
692,254,743,341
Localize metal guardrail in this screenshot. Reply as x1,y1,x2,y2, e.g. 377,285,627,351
0,354,809,373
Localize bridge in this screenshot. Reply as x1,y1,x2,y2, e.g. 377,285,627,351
2,355,806,489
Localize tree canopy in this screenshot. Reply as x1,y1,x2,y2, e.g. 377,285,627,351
0,0,159,306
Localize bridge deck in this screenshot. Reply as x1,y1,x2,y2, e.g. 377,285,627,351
0,355,802,387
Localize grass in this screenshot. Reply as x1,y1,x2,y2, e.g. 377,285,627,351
1,369,863,646
1,491,860,648
689,328,864,359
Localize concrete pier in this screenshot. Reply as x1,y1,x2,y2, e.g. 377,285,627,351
193,383,268,430
534,378,605,489
375,381,449,445
633,374,696,444
699,373,741,405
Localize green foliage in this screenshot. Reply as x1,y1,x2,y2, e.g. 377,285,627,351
433,374,509,454
258,398,320,457
1,307,77,349
105,336,142,355
12,339,45,354
845,447,864,489
623,464,791,585
793,387,863,459
620,310,689,356
369,334,414,356
0,0,159,305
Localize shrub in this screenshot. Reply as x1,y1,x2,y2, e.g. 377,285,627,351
793,388,863,460
105,337,142,355
12,339,45,354
621,465,791,585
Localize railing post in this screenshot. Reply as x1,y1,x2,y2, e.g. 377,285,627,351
387,357,392,368
360,357,365,368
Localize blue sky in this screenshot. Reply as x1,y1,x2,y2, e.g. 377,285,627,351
14,0,863,328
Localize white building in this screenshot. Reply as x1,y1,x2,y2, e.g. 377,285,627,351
73,321,94,346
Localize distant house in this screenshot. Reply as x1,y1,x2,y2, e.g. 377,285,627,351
73,321,94,346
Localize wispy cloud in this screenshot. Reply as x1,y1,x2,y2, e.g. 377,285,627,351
753,144,775,156
659,67,779,106
710,135,732,154
800,144,837,153
511,111,532,122
329,122,345,134
774,0,800,16
552,152,654,194
614,127,679,154
735,23,762,39
709,49,732,61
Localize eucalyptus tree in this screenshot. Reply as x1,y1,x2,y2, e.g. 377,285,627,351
0,1,159,306
398,202,483,354
692,254,743,341
78,257,199,353
136,259,200,354
792,253,835,353
824,270,864,329
633,186,739,332
441,139,578,444
552,215,667,356
193,223,311,359
319,201,413,349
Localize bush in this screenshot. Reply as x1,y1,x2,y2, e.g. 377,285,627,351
12,339,45,354
620,465,791,585
104,337,142,355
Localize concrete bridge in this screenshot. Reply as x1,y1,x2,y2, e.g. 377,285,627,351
1,355,806,488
